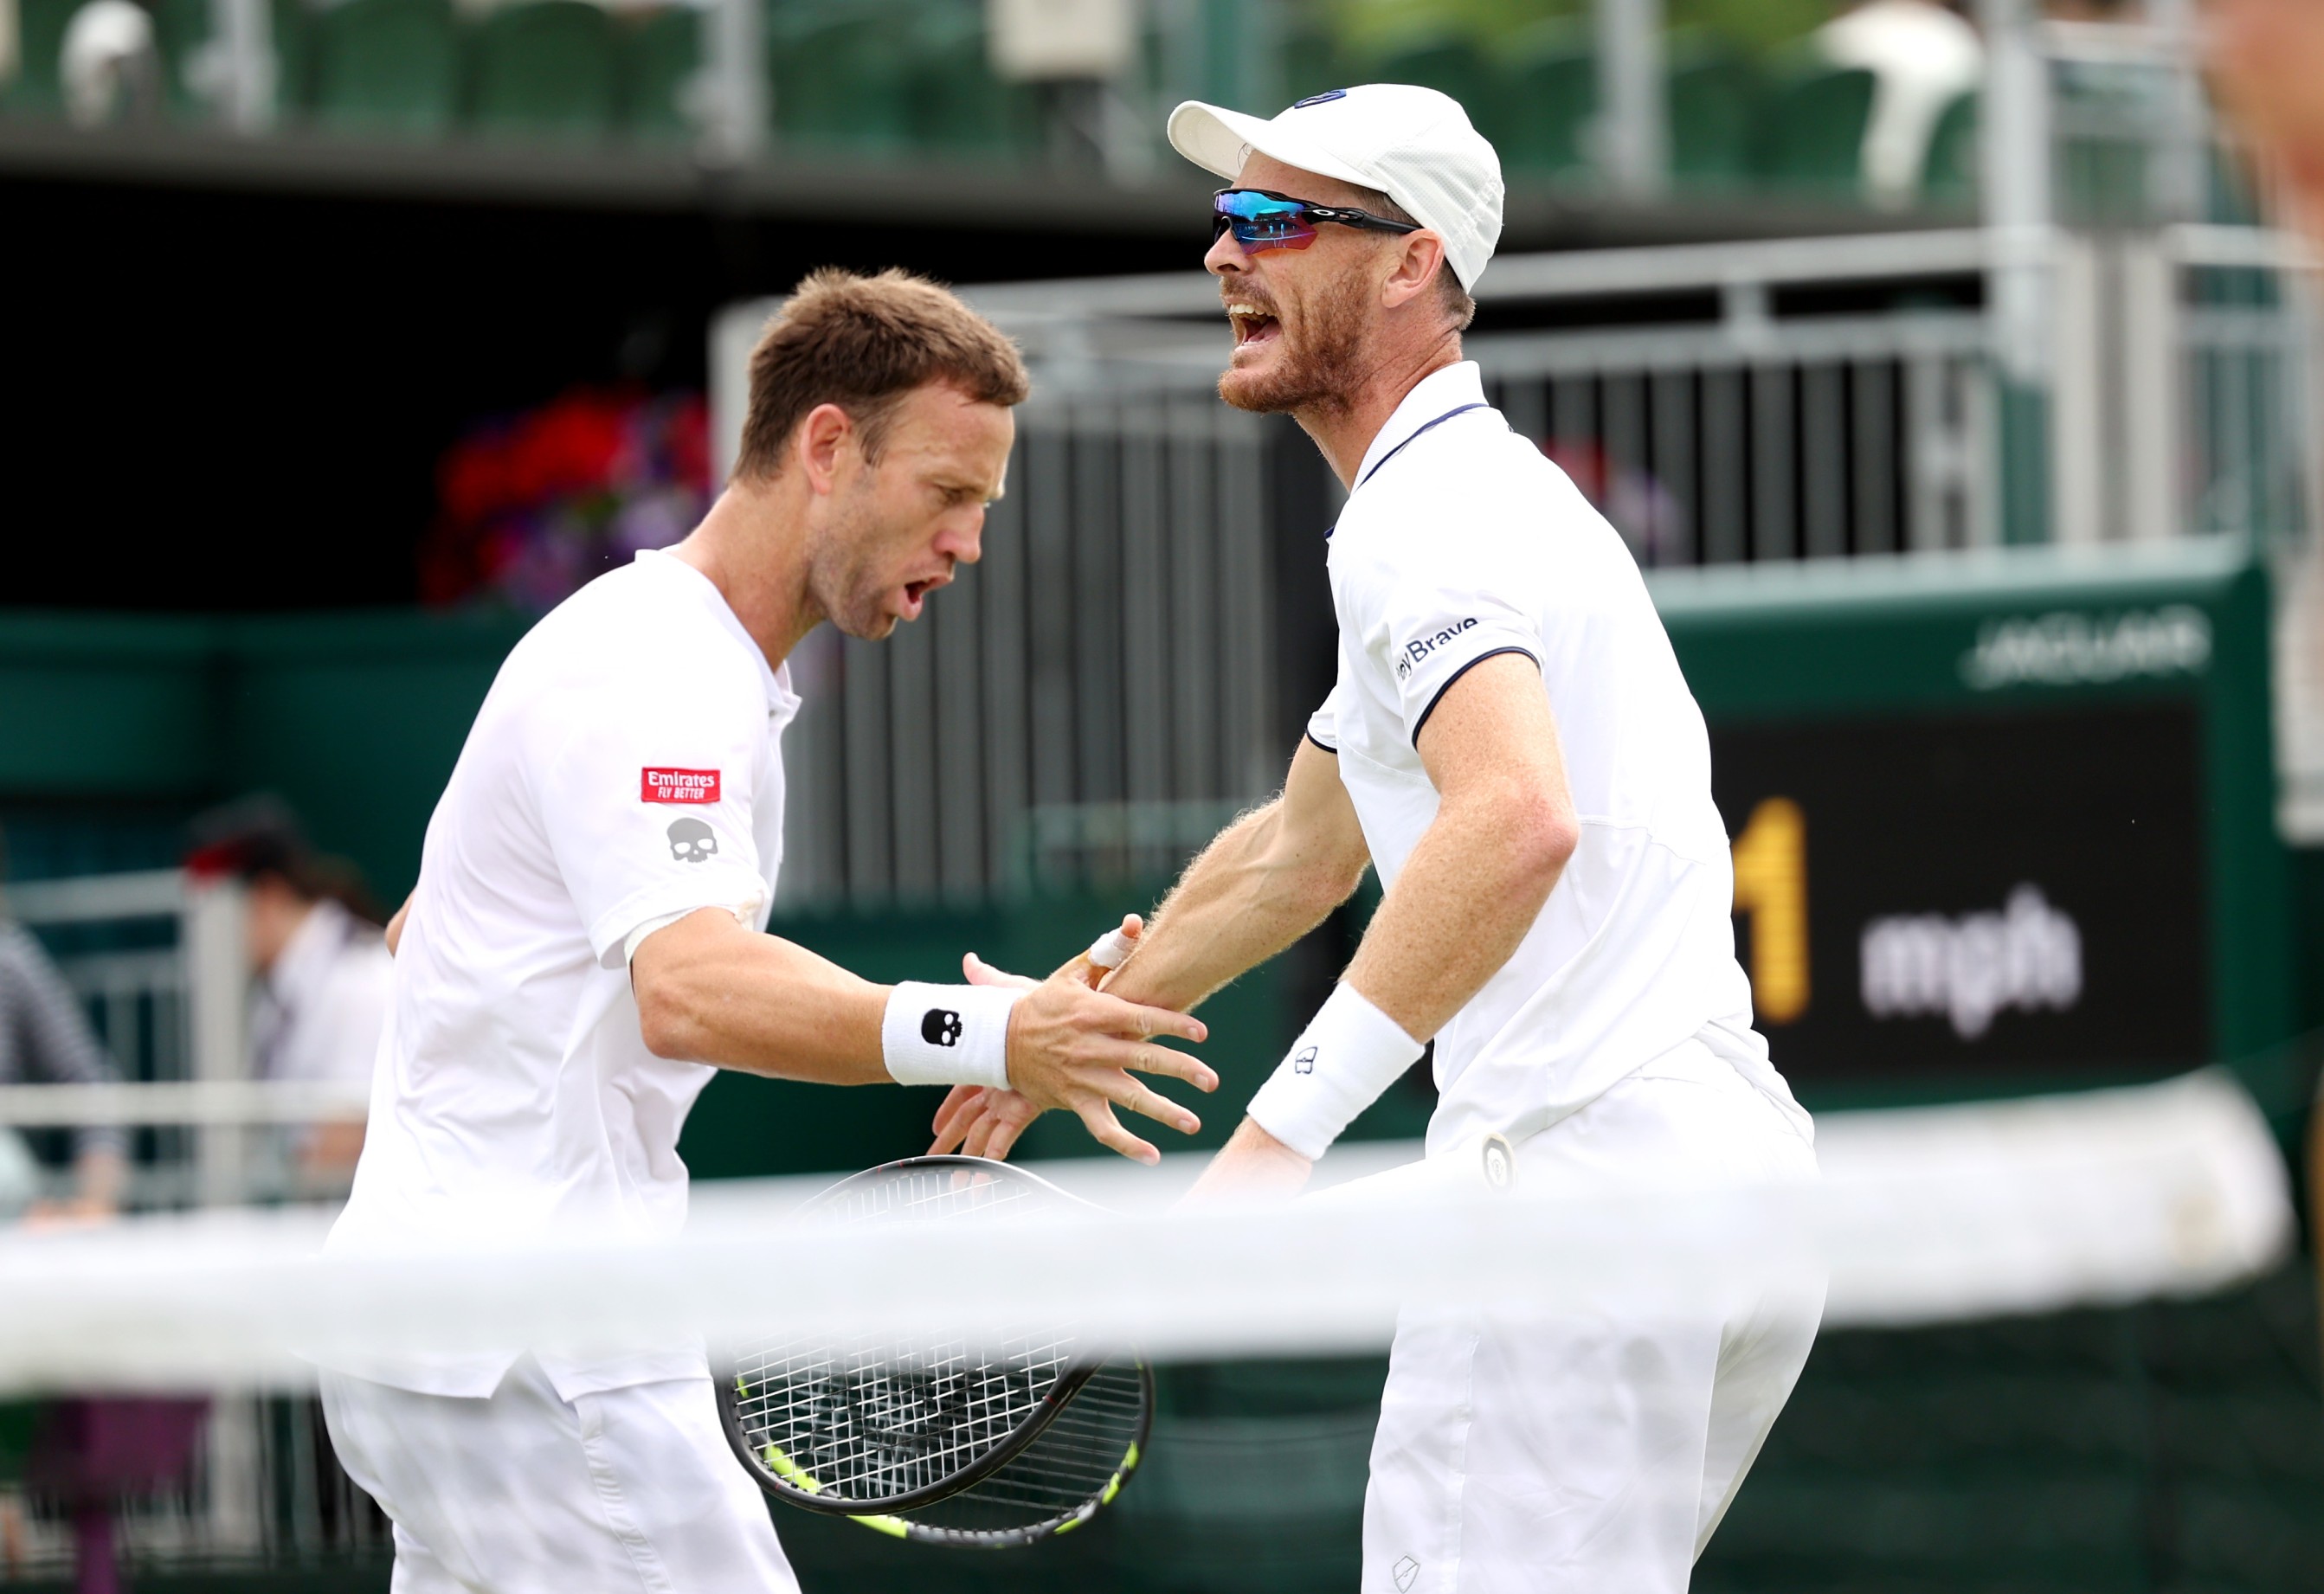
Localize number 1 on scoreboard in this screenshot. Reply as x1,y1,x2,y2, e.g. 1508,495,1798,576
1731,797,1809,1025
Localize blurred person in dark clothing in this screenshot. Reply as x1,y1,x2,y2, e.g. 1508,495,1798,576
0,831,126,1226
187,800,390,1190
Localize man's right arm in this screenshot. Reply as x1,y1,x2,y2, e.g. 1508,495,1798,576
1101,739,1373,1012
929,741,1369,1160
629,910,1217,1163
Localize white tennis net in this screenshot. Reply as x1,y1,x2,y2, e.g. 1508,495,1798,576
0,1069,2290,1394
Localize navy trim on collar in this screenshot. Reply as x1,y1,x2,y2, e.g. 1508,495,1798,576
1356,402,1492,491
1328,402,1495,538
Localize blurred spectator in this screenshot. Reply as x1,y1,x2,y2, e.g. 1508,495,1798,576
60,0,158,126
2206,0,2324,228
0,832,126,1227
186,800,389,1192
1816,0,1985,207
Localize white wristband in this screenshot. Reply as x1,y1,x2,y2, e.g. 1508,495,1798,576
881,982,1020,1089
1245,983,1426,1161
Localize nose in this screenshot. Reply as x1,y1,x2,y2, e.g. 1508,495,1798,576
938,505,985,566
1205,226,1249,277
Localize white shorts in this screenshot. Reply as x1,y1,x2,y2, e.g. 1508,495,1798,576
320,1358,798,1594
1362,1041,1824,1594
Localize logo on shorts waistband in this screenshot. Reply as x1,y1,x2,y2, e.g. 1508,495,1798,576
641,768,721,803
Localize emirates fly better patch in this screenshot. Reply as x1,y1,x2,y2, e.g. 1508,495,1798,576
641,768,721,804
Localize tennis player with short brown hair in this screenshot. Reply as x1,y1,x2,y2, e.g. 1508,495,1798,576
317,268,1213,1592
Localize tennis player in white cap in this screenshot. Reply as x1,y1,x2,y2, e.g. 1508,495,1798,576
933,85,1825,1592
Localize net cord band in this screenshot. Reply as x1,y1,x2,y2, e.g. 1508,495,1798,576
1246,982,1426,1160
881,983,1019,1089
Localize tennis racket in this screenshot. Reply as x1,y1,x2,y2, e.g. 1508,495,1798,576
716,1155,1153,1547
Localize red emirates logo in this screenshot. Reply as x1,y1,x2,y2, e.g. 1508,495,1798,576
641,768,721,804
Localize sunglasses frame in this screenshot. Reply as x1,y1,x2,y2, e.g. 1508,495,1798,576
1211,188,1423,251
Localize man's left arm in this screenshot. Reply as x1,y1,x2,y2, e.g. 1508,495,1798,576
1188,652,1578,1198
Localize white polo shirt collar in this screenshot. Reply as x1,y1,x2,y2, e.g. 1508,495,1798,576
1348,359,1491,495
634,547,796,717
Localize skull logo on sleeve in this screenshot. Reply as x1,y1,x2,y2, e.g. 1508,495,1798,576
666,817,718,864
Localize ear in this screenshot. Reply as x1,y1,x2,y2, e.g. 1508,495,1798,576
793,402,856,497
1381,229,1451,313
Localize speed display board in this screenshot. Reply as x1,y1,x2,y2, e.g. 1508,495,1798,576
1657,544,2287,1095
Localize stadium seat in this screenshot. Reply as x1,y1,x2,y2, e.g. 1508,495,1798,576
1494,26,1594,178
0,0,79,116
467,0,616,142
1667,48,1761,189
904,1,1035,163
620,5,699,143
1756,61,1875,200
138,0,311,120
309,0,457,136
1920,87,1978,205
145,0,209,116
769,3,914,154
270,0,312,119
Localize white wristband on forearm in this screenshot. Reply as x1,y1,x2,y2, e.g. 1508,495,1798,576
1244,983,1425,1161
881,982,1020,1089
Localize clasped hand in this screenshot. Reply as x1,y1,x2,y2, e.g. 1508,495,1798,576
929,917,1213,1165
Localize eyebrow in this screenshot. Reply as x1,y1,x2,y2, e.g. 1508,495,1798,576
933,474,1003,503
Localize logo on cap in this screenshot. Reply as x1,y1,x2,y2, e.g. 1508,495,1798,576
1291,89,1348,108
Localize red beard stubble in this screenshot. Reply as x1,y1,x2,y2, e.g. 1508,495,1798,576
1217,265,1375,419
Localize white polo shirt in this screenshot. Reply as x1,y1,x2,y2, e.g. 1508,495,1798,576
1309,362,1807,1154
325,549,798,1399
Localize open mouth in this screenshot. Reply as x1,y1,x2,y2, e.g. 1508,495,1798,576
1228,306,1282,347
898,575,943,620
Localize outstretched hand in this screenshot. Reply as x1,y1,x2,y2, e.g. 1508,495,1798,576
929,916,1207,1164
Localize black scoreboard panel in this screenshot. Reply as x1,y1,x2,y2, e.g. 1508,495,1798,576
1710,700,2209,1085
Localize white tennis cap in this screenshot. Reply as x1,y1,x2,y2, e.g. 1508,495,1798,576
1168,84,1505,290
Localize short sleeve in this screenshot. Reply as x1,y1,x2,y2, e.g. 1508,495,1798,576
1375,555,1542,746
531,674,771,967
1305,678,1344,754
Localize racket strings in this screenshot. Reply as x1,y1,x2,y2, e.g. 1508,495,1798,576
728,1161,1086,1505
901,1361,1149,1537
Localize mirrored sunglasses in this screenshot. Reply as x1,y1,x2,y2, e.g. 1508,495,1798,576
1211,188,1422,253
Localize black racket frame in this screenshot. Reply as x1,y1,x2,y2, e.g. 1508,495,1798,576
716,1154,1110,1520
887,1355,1156,1549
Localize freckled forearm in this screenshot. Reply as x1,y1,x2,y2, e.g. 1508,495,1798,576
1105,807,1360,1014
1342,790,1568,1041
